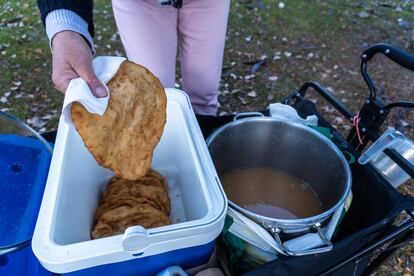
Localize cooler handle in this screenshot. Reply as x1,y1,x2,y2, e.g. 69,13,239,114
270,222,333,256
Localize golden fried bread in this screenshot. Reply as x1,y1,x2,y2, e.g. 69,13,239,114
91,169,171,239
91,204,171,239
71,61,166,179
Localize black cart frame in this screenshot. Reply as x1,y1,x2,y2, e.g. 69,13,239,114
196,43,414,275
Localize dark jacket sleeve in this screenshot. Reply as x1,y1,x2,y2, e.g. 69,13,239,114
36,0,95,37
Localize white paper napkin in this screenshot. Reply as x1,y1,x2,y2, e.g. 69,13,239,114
268,103,318,126
62,56,126,126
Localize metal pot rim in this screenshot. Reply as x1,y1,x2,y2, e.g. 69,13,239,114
206,116,352,226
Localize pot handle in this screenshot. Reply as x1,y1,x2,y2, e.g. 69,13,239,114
233,112,265,121
270,222,333,256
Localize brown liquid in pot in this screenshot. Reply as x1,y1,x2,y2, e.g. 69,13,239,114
220,166,323,219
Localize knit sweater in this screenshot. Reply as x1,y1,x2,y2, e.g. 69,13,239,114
37,0,94,37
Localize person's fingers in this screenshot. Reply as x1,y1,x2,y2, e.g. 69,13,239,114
51,73,67,93
51,64,78,93
75,62,108,98
52,75,72,93
51,31,108,98
51,31,85,94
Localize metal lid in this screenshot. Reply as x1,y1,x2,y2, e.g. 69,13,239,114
0,111,52,253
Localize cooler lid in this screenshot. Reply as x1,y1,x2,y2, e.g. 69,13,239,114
0,111,52,252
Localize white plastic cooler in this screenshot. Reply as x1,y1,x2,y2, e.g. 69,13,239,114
32,89,227,275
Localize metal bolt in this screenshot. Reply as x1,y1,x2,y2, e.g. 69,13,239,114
380,109,384,114
296,93,301,97
385,49,390,54
361,128,366,133
362,54,367,59
269,227,280,234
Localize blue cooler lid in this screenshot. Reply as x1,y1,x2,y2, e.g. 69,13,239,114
0,111,52,253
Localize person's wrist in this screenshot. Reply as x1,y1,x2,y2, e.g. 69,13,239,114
52,30,92,55
45,9,95,54
52,30,75,49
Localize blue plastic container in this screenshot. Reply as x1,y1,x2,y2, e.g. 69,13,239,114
0,244,51,276
0,132,53,276
0,135,51,248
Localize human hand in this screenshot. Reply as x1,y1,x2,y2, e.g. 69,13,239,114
51,30,108,97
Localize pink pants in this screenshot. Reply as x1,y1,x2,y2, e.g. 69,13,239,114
112,0,230,115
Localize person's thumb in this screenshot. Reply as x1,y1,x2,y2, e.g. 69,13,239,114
77,64,108,98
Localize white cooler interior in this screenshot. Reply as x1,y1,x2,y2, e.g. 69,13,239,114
53,100,210,245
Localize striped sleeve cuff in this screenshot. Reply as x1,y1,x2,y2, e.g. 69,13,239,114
45,9,95,54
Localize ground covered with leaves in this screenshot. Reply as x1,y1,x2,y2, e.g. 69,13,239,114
1,0,414,274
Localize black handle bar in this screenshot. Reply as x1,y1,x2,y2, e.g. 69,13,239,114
361,43,414,102
295,81,414,179
361,43,414,71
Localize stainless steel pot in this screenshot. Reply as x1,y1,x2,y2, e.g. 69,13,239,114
206,113,352,256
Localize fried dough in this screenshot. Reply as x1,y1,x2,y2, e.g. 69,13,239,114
71,61,166,179
91,169,172,239
91,204,171,239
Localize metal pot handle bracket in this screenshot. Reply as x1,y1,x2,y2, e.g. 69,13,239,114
233,112,265,121
270,222,333,256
